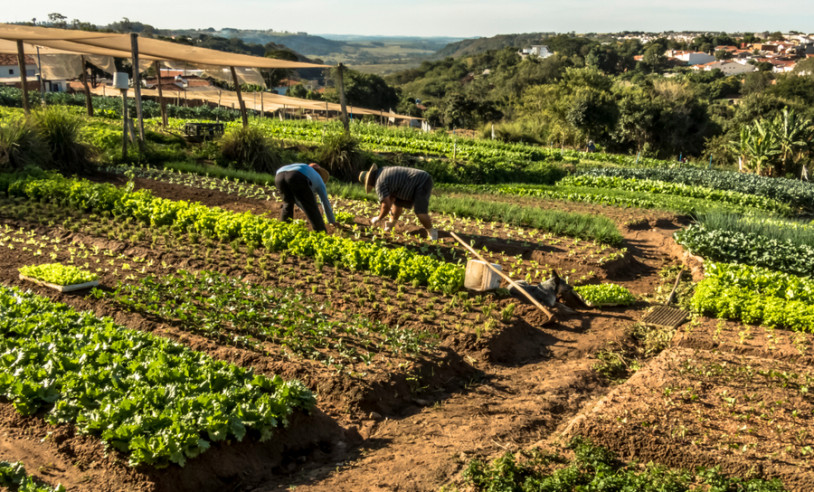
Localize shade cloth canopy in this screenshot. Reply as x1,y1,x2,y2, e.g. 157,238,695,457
0,23,328,69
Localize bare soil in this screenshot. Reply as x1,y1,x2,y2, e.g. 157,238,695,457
564,346,814,491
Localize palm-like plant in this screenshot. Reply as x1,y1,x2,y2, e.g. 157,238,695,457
771,108,812,177
742,121,780,176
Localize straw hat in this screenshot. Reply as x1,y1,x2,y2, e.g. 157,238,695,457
358,164,378,193
309,163,330,184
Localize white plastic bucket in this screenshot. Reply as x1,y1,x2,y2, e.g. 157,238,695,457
464,259,502,291
112,72,130,90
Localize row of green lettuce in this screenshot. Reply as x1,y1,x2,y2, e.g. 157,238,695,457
691,263,814,333
675,222,814,278
7,175,465,293
440,174,796,217
580,166,814,212
0,285,315,467
1,461,65,492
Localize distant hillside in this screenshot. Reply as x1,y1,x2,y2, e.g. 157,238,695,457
435,33,555,58
168,29,462,71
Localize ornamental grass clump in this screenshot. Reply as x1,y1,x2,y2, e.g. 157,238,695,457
0,117,49,171
316,132,366,180
30,107,93,173
218,125,282,173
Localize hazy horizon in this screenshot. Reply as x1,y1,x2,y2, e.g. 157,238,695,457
3,0,813,38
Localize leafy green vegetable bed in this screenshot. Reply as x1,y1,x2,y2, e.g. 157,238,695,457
562,175,792,215
573,283,636,307
675,224,814,278
580,167,814,212
0,461,65,492
0,286,315,467
439,181,785,217
8,175,464,293
18,263,97,286
691,263,814,332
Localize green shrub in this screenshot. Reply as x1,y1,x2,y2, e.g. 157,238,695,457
315,132,367,180
218,125,281,173
0,117,49,170
31,108,93,172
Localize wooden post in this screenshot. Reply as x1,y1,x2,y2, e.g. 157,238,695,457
16,40,30,116
80,56,93,116
336,63,349,133
152,61,167,126
35,46,45,106
121,89,128,160
230,66,248,128
260,91,264,117
129,33,145,145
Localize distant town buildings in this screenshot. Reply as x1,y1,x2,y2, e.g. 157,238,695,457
518,45,552,59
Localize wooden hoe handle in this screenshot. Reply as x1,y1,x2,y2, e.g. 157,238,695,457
449,232,555,322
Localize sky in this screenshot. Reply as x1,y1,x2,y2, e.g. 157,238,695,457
3,0,813,38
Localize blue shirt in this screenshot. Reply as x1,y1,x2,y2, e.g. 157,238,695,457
276,164,335,224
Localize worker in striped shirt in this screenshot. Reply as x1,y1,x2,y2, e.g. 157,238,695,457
275,163,335,233
358,164,438,240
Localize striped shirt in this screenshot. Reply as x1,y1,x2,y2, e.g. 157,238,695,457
375,166,430,203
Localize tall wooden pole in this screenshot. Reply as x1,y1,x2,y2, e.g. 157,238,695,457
260,91,264,117
153,61,167,127
16,40,30,116
35,46,46,106
80,56,93,116
336,63,349,133
230,66,248,128
121,89,128,160
129,33,145,145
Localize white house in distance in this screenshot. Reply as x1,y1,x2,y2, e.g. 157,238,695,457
693,59,757,76
519,45,552,59
666,50,716,66
0,53,36,81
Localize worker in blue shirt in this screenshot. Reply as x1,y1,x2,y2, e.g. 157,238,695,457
274,163,335,233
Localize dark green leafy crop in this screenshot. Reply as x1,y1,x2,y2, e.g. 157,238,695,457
0,286,314,467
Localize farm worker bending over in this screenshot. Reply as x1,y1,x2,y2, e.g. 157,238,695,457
275,163,335,233
358,164,438,240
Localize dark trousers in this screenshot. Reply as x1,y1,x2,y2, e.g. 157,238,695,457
275,170,327,232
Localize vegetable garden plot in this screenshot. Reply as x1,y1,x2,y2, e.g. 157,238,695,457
100,167,629,287
0,200,508,416
567,347,814,491
97,269,435,369
0,286,316,468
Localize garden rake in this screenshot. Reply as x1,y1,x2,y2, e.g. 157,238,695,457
641,267,689,329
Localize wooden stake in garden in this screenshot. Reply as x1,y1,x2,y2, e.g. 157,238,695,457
153,61,167,127
16,40,30,116
230,66,249,128
80,56,93,117
450,232,555,323
130,33,145,146
336,63,350,133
